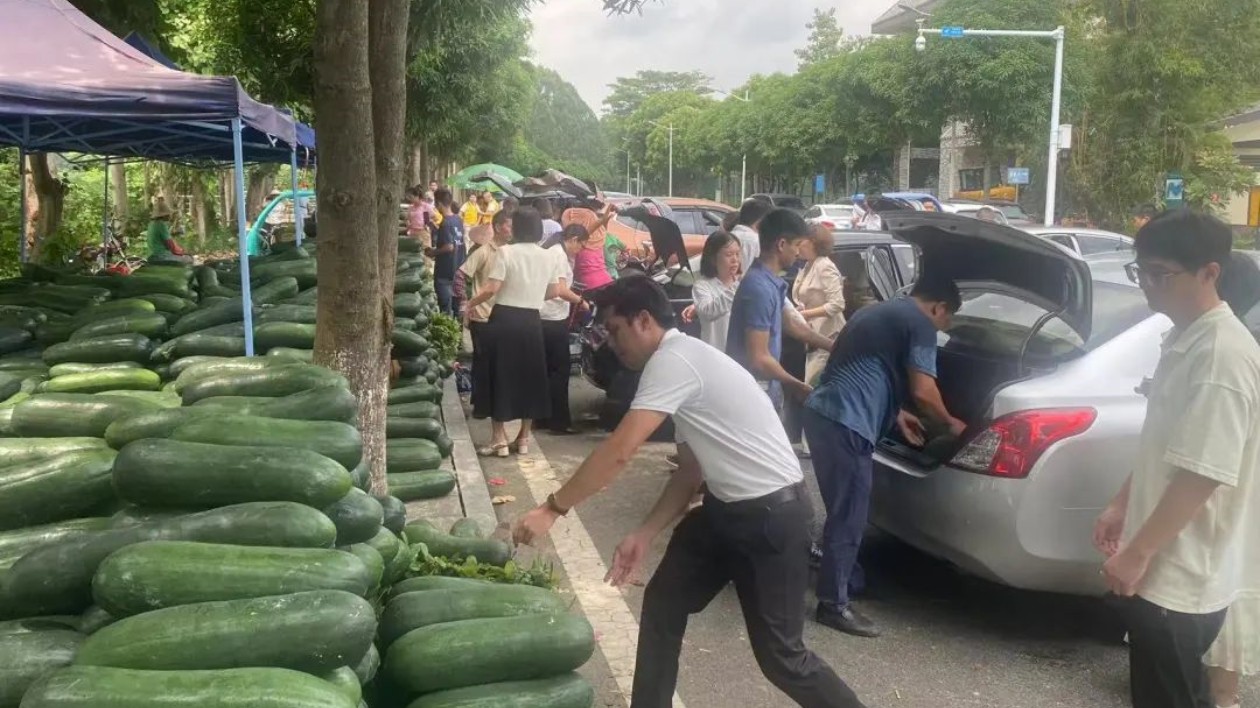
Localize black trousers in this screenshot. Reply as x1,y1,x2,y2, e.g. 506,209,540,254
540,319,572,430
1122,596,1227,708
631,487,865,708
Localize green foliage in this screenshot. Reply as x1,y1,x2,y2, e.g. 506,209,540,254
0,150,22,278
426,313,462,366
603,70,712,119
409,542,557,589
795,8,853,68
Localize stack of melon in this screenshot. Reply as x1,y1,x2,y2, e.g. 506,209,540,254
374,531,596,708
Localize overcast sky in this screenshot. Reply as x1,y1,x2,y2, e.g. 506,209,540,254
528,0,891,114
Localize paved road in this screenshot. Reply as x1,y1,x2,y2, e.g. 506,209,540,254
472,379,1258,708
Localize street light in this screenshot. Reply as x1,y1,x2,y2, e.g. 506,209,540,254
711,88,751,202
917,19,1066,227
648,119,674,197
618,143,632,193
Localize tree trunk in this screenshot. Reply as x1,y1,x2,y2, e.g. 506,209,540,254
110,160,128,225
367,0,410,496
27,153,67,263
246,165,279,221
312,0,387,492
220,170,234,229
408,143,423,187
191,177,210,247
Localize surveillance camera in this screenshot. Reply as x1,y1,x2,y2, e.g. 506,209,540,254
915,34,927,52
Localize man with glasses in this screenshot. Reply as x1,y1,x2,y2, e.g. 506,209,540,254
1096,209,1260,708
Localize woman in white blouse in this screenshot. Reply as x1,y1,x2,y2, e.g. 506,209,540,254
682,230,741,351
464,207,572,457
792,224,846,385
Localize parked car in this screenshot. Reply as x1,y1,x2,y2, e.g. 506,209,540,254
607,197,734,259
942,199,1036,226
804,203,857,231
1022,226,1134,256
580,231,919,428
867,212,1166,596
749,193,809,214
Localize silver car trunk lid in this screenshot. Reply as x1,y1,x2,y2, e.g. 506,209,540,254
883,212,1094,341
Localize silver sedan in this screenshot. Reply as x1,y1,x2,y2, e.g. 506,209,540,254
866,217,1168,596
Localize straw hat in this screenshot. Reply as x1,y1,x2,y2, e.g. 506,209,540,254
151,197,173,220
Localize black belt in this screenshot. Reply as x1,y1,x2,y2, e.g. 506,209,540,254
705,483,804,512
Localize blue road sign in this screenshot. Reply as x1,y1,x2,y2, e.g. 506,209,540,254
941,26,965,38
815,174,826,194
1007,167,1030,185
1165,172,1185,208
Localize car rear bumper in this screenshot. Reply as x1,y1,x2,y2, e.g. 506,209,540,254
869,456,1106,596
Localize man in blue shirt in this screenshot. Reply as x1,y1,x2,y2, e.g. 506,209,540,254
805,274,966,638
426,187,466,317
726,209,834,408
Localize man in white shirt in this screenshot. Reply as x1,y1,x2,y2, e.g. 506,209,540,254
513,276,865,708
732,198,774,274
1094,209,1260,708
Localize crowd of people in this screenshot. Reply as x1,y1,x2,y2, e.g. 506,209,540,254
491,197,1260,708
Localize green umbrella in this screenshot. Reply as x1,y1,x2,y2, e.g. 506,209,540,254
446,163,525,193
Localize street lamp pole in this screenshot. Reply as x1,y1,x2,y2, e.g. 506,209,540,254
918,23,1066,226
713,88,752,202
649,119,675,197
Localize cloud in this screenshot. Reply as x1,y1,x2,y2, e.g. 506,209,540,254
529,0,891,113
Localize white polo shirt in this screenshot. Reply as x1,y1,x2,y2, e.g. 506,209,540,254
1126,303,1260,614
487,243,566,311
630,329,803,502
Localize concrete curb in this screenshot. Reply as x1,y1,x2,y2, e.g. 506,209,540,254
400,377,497,534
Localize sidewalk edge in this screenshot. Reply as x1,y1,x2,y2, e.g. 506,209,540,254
441,376,498,533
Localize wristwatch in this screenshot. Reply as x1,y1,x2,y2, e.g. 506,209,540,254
545,493,570,517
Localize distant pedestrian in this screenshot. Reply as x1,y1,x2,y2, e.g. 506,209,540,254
730,198,775,274
1132,203,1158,233
426,188,464,317
463,207,568,457
537,200,563,246
459,208,513,419
1095,210,1260,708
405,186,432,241
682,230,741,350
513,275,868,708
804,274,966,638
537,225,588,436
792,223,847,386
725,208,834,410
562,205,619,290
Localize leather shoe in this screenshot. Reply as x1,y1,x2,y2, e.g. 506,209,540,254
815,603,881,638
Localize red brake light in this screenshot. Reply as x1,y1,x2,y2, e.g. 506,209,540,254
950,408,1096,479
820,220,836,230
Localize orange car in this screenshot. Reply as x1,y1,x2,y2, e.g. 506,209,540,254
607,197,734,258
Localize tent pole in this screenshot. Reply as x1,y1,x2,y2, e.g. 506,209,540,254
232,118,255,356
101,157,111,265
291,146,303,246
18,146,27,264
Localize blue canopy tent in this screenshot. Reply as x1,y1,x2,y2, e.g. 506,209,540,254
121,31,316,243
0,0,313,354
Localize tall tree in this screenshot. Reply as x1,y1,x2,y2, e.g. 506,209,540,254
795,8,849,68
603,70,711,119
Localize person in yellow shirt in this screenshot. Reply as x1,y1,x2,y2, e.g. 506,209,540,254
460,193,482,233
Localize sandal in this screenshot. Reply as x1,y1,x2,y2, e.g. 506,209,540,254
477,443,509,458
509,439,530,456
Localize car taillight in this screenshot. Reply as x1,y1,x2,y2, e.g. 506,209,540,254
820,220,836,230
950,408,1096,479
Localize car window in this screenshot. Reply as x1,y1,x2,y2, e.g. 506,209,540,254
616,214,647,232
701,210,727,230
1043,234,1077,251
945,281,1152,359
998,204,1029,220
670,209,702,235
1075,234,1130,255
832,247,883,318
823,206,853,219
892,244,917,282
804,206,821,219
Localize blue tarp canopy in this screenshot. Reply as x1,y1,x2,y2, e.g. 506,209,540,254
0,0,298,164
123,31,316,153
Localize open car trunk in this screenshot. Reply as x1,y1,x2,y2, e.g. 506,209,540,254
876,213,1095,466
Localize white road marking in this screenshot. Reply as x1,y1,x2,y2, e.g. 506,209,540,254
516,444,686,708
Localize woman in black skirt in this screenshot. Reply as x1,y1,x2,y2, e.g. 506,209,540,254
459,208,514,418
463,207,571,457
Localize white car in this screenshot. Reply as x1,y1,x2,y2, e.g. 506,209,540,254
804,203,857,231
868,213,1167,596
1022,226,1134,256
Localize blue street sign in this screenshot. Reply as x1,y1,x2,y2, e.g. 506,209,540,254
814,174,826,194
941,26,965,38
1007,167,1030,185
1165,172,1185,209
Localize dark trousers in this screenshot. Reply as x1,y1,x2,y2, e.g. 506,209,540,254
781,334,807,444
803,409,873,608
434,278,454,317
540,318,572,430
631,487,865,708
1122,596,1227,708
